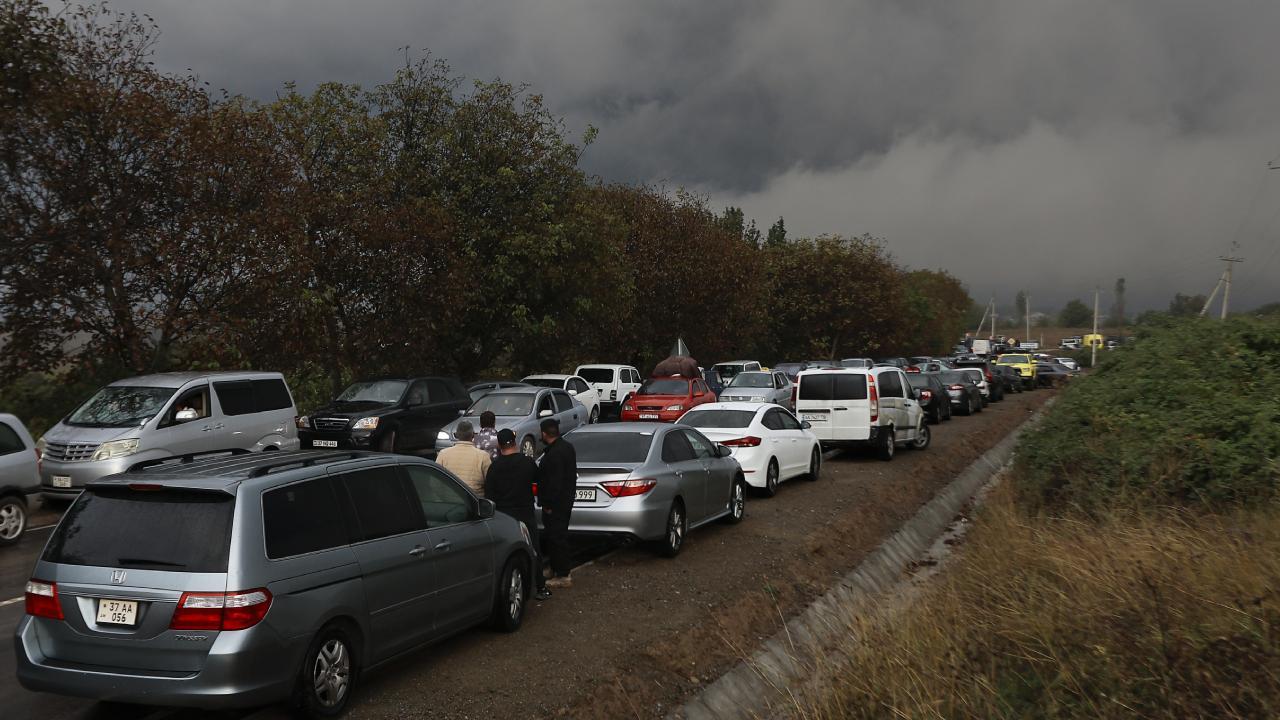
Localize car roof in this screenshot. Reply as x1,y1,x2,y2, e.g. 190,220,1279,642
797,367,871,375
713,360,757,366
522,374,574,381
484,386,546,396
685,402,770,412
87,450,422,493
569,422,670,434
108,371,283,388
576,363,632,369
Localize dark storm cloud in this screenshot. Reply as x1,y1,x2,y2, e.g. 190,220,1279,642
100,0,1280,311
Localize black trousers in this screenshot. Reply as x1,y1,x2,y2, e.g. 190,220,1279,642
541,507,573,577
501,507,545,590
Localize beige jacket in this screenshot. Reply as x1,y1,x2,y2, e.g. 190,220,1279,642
436,441,492,495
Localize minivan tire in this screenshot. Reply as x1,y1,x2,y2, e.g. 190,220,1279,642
0,494,27,545
657,500,686,558
911,423,931,450
876,427,895,461
490,555,529,633
294,623,359,718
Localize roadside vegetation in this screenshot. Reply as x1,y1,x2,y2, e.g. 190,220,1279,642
808,316,1280,719
0,1,971,433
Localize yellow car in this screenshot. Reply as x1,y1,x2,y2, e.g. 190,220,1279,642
996,353,1038,389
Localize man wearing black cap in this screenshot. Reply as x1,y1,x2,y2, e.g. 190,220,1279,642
535,417,577,588
485,428,551,600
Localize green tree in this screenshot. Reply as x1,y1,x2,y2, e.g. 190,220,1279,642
1109,277,1127,327
766,217,787,247
1059,299,1093,327
1169,293,1207,317
1014,290,1029,324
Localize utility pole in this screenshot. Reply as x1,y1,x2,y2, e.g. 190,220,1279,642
1091,286,1100,368
1201,243,1244,320
1025,293,1031,348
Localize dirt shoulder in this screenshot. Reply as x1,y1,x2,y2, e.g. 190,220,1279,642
275,389,1050,720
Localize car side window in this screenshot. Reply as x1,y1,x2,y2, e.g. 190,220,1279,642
0,422,25,455
252,378,293,412
162,384,211,427
683,429,715,459
403,464,474,526
878,372,903,398
213,380,254,416
761,409,784,431
572,378,590,394
537,392,555,416
425,379,450,404
335,466,423,541
553,391,574,413
693,379,707,395
407,380,430,406
777,410,803,431
627,369,638,383
661,431,697,463
263,477,349,559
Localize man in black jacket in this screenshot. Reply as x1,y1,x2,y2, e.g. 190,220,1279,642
535,418,577,588
485,429,550,600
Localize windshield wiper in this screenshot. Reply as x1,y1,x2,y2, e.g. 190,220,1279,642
116,557,187,568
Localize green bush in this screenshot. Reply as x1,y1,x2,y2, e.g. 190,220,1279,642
1016,316,1280,514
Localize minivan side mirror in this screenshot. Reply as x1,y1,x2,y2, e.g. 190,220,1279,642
477,498,496,519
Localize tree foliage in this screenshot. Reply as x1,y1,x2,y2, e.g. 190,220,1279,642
1059,299,1093,327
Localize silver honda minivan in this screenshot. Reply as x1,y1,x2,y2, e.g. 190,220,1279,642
38,371,300,501
15,450,536,715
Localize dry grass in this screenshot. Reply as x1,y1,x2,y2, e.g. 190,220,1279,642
806,484,1280,719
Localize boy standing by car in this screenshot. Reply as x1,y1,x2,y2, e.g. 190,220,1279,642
485,429,551,600
475,411,500,460
536,418,577,589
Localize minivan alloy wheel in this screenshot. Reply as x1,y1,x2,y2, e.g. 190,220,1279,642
312,638,351,708
912,423,931,450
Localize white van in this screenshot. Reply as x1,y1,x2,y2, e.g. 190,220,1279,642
38,371,299,500
794,367,929,460
575,364,643,418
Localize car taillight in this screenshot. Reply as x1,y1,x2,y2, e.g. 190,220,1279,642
868,377,879,422
906,366,920,373
985,370,994,382
601,479,658,498
531,482,538,496
171,589,272,631
920,390,932,401
720,436,763,447
791,384,798,407
25,580,63,620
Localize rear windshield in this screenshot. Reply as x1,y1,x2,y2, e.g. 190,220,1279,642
44,488,234,572
67,386,176,428
798,374,868,401
523,378,563,389
577,368,614,383
941,371,971,384
568,431,653,463
638,379,690,395
906,375,933,389
678,409,756,429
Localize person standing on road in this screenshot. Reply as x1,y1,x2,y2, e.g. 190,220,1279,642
475,411,500,460
535,418,577,589
485,429,551,600
436,420,491,495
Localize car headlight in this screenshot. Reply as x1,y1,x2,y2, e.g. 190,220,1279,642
437,430,451,441
352,417,380,430
92,438,139,462
665,404,685,411
295,415,310,429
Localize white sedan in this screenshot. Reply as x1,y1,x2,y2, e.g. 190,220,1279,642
676,402,821,497
520,374,603,423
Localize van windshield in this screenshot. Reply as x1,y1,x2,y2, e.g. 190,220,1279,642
66,386,176,428
44,487,234,572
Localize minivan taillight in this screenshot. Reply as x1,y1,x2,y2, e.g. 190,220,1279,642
720,436,763,447
171,589,272,631
868,377,879,422
601,479,658,497
25,580,63,620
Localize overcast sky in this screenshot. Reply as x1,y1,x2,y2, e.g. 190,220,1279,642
100,0,1280,314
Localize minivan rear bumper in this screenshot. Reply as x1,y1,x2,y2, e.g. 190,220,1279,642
14,616,298,709
814,425,881,449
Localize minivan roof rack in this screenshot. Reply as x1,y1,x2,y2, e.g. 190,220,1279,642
247,452,366,478
128,448,251,473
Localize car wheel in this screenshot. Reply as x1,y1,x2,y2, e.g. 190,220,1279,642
377,430,396,453
521,436,537,458
806,446,821,481
589,406,600,424
911,422,931,450
876,426,895,461
724,477,746,524
0,495,27,546
294,624,358,718
490,555,528,632
762,458,779,497
657,500,686,558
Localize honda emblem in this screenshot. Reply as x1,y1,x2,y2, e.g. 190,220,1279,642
110,569,127,585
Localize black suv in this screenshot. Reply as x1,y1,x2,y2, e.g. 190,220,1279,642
298,377,470,454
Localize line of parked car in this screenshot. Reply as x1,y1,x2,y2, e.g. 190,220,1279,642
2,349,1073,716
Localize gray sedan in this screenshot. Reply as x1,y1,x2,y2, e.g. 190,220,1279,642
437,386,584,457
553,423,746,557
716,371,794,409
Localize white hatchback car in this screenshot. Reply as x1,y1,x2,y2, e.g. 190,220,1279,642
677,402,821,496
520,374,603,424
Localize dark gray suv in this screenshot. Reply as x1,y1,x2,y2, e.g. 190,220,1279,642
15,450,537,716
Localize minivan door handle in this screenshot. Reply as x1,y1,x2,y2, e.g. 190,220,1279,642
409,545,426,557
833,407,849,411
432,540,452,553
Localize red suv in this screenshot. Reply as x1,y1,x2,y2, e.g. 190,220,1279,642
620,376,715,422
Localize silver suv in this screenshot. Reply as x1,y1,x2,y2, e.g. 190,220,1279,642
38,371,301,501
16,450,537,715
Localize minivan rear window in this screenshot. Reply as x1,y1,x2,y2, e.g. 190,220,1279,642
798,374,868,401
44,488,234,572
263,478,349,559
577,368,614,383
